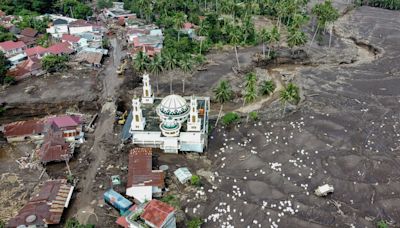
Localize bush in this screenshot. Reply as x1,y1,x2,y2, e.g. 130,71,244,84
160,195,180,209
41,54,69,73
377,220,388,228
0,219,5,228
249,111,258,121
190,175,201,187
4,76,16,85
64,218,94,228
222,112,239,126
187,217,203,228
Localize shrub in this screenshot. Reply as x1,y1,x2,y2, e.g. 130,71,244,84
249,111,258,121
4,76,16,85
187,217,203,228
222,112,239,126
160,195,180,209
377,220,388,228
64,218,94,228
41,54,69,73
190,175,201,187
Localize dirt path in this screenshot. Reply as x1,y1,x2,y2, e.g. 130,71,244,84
73,37,125,224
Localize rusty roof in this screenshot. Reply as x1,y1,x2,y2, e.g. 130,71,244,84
4,119,46,138
6,179,74,227
127,148,165,188
140,199,175,228
38,127,73,163
20,28,38,38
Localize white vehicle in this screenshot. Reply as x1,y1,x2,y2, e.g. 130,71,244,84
314,184,334,196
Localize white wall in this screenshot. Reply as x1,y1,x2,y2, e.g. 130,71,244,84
126,186,152,203
69,26,93,35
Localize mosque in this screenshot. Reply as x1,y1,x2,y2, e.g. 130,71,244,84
122,74,210,153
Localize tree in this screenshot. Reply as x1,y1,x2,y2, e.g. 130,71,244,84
258,28,269,58
243,72,257,104
178,55,194,94
249,111,259,121
0,52,11,84
58,0,92,19
311,0,339,48
162,51,178,71
287,28,307,55
41,54,69,73
148,54,164,94
280,82,300,105
97,0,113,9
229,28,241,70
260,80,275,96
267,26,280,58
0,26,16,42
214,80,233,104
187,217,203,228
133,51,149,73
173,12,186,41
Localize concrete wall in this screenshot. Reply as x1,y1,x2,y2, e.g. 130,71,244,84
126,185,152,203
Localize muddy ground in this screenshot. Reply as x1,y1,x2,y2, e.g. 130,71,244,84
1,4,400,228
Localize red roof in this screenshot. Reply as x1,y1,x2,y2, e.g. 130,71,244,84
7,57,42,80
25,46,47,57
183,22,194,30
7,179,73,227
0,41,26,51
61,34,80,43
4,119,46,138
127,148,164,188
140,200,175,228
46,42,73,55
0,10,5,17
47,115,81,129
38,127,73,163
20,28,38,38
69,19,92,27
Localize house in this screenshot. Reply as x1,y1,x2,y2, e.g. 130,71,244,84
38,125,75,164
19,28,39,47
8,53,27,67
0,41,27,57
103,2,136,19
47,115,84,143
116,200,176,228
25,46,48,59
46,18,69,38
75,50,104,67
61,34,88,51
7,57,43,81
173,167,192,184
46,42,74,55
6,179,74,227
69,19,93,35
126,148,165,203
3,119,46,142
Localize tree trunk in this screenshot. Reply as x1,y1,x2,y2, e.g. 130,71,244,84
169,72,173,94
156,74,159,94
262,42,265,58
329,23,333,49
182,78,185,94
200,39,203,55
308,24,319,51
267,46,271,59
178,31,180,41
234,46,240,70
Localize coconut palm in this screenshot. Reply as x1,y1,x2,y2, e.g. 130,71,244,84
244,84,257,104
173,12,186,41
214,80,233,104
178,55,194,93
245,72,257,89
280,82,300,105
162,51,178,71
310,0,339,49
229,28,241,70
133,51,149,73
258,28,270,58
148,54,163,94
260,80,276,96
287,28,307,55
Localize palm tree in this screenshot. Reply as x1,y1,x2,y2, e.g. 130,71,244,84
287,28,307,55
310,0,339,49
178,55,194,93
229,28,241,70
245,72,257,89
148,54,163,94
162,51,177,71
258,28,270,58
244,85,257,104
269,26,280,57
214,80,233,104
280,82,300,105
133,51,149,73
173,12,186,41
260,80,276,96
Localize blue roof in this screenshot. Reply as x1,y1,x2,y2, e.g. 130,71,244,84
121,111,133,141
104,189,132,210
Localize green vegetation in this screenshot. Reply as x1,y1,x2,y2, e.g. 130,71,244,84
249,111,259,121
160,194,180,209
97,0,113,9
66,174,74,184
214,80,233,104
376,220,389,228
243,72,257,104
280,82,300,105
56,0,93,19
64,218,94,228
0,218,4,228
222,112,239,126
260,80,276,96
4,76,16,85
0,52,10,85
36,33,51,48
16,15,51,33
41,54,69,73
0,26,16,42
356,0,400,10
187,217,203,228
0,0,57,15
190,175,201,187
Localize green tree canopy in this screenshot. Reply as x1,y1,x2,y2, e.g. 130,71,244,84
214,80,233,104
41,54,69,73
312,0,339,29
0,52,11,84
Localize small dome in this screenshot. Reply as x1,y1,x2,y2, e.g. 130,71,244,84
161,117,179,130
159,94,188,116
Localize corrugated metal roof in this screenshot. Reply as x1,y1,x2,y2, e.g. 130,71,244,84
4,119,46,138
127,148,165,188
140,199,174,228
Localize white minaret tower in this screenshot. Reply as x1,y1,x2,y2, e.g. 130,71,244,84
141,73,154,104
187,96,201,131
130,97,146,131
